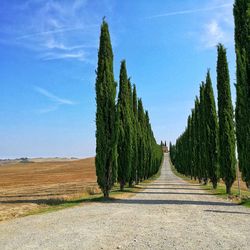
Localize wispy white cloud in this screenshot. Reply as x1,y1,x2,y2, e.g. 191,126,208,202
145,0,234,49
3,0,100,62
41,51,86,61
200,0,234,49
146,3,232,19
16,24,99,40
16,26,84,40
34,86,75,113
201,20,228,48
35,86,75,105
38,105,60,114
43,37,96,51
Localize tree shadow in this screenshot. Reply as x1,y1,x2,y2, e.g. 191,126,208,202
138,187,206,191
204,209,250,215
0,196,105,205
0,193,75,199
134,191,212,196
102,199,237,206
140,183,200,187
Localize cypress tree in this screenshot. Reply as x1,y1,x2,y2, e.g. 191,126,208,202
131,84,139,184
204,70,219,188
234,0,250,188
191,109,196,179
117,60,132,191
216,44,236,194
95,19,117,198
199,82,208,184
127,79,136,187
194,97,202,182
137,98,146,181
145,111,153,179
187,115,193,177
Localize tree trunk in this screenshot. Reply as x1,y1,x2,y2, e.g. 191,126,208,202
129,180,133,188
226,184,231,195
203,178,208,185
212,181,217,189
103,189,109,198
120,180,125,191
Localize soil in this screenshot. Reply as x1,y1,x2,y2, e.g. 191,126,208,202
0,158,97,221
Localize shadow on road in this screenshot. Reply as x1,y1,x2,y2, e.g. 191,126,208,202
133,191,212,196
137,187,206,191
105,199,237,206
139,183,201,187
204,209,250,215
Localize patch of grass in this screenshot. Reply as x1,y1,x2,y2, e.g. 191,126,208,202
26,194,105,216
169,160,190,182
26,190,130,217
240,199,250,207
169,158,250,208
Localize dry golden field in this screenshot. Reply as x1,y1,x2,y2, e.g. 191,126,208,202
0,157,98,221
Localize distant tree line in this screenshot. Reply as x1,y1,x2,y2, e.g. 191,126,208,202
95,19,163,197
170,0,250,194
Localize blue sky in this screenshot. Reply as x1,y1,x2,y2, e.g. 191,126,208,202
0,0,235,159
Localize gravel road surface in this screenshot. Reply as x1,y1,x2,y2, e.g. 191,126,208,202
0,153,250,250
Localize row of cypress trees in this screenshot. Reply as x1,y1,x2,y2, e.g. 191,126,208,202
170,0,250,194
95,19,163,197
170,44,236,194
234,0,250,188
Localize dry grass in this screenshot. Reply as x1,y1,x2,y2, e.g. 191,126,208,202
0,157,100,221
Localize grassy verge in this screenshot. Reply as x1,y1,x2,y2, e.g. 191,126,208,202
169,159,250,208
26,185,137,217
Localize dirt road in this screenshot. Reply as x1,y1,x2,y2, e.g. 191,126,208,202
0,154,249,249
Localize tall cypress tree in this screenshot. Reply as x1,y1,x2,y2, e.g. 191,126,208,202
95,19,117,198
204,70,219,188
131,84,139,184
234,0,250,188
127,78,136,187
117,60,132,190
199,82,208,183
216,44,236,194
194,97,202,182
190,109,196,179
137,98,145,181
145,111,153,179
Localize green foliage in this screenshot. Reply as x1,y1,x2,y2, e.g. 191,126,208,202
204,71,219,188
117,60,132,190
170,70,220,190
234,0,250,188
171,1,250,196
131,84,139,184
95,20,118,198
199,82,207,182
137,99,146,181
217,44,236,194
95,20,162,195
194,97,201,181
